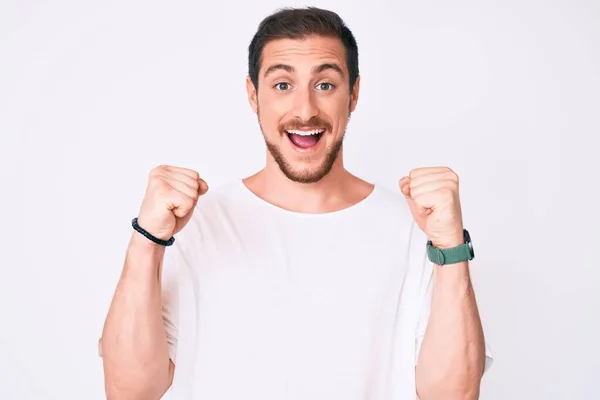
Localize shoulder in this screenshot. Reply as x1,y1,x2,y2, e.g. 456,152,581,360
369,183,414,223
371,186,432,294
189,180,248,218
369,183,429,251
169,180,245,248
198,180,244,205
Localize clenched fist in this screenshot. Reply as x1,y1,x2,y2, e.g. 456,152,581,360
136,165,208,241
399,166,464,249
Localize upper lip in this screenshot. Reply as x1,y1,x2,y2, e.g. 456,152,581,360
284,128,325,132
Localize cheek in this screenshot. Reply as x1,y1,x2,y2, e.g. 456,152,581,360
258,94,289,124
257,107,281,136
321,99,351,128
319,93,350,113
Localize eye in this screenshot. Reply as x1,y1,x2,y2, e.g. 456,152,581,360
274,82,291,91
316,82,335,91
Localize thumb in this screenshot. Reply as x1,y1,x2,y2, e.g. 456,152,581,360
399,176,411,197
198,178,209,196
399,177,430,219
407,195,430,216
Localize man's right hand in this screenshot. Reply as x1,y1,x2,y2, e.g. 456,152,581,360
136,165,208,241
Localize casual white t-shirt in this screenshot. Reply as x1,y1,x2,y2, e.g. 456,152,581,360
160,180,492,399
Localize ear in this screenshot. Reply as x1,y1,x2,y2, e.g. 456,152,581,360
349,75,360,113
246,76,258,114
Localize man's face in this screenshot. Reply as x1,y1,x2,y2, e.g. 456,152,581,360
247,35,360,184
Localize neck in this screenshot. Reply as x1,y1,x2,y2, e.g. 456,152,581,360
243,151,372,214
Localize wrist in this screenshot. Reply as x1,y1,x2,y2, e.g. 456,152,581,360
135,216,174,241
129,231,167,254
430,231,464,249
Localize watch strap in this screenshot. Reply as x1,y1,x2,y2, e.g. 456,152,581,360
426,229,474,265
427,242,472,265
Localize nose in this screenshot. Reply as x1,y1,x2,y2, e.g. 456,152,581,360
292,86,318,122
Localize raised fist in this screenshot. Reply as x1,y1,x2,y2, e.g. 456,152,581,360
136,165,208,241
399,166,464,249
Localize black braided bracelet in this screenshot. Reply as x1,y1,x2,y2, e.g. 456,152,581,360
131,217,175,246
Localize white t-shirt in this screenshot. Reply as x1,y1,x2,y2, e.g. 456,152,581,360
160,180,492,399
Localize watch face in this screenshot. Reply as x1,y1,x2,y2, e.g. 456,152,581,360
464,229,475,259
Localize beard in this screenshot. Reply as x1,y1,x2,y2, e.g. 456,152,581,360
264,133,344,184
257,106,346,184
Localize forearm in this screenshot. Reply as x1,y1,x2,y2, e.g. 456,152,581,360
415,261,486,400
101,232,172,399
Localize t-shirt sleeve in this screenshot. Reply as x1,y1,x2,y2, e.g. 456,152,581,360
411,223,494,373
160,242,180,364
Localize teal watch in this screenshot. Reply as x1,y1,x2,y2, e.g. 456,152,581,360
426,229,474,265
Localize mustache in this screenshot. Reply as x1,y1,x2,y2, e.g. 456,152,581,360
279,116,332,132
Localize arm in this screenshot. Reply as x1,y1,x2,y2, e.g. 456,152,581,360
100,232,174,400
100,165,203,399
399,167,488,399
415,256,486,400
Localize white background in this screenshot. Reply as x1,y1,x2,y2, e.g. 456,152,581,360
1,0,598,399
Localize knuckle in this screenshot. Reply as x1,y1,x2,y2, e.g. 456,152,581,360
155,189,171,203
150,165,167,178
173,208,186,217
442,187,455,197
153,177,169,191
179,198,194,213
154,181,174,198
191,191,201,201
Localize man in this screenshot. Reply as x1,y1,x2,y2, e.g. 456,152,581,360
100,7,492,400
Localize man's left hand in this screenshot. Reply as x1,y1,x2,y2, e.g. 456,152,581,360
399,166,464,249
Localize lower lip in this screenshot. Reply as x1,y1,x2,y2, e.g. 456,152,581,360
285,131,326,153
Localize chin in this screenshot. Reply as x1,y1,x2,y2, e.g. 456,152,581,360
280,163,335,184
265,132,344,184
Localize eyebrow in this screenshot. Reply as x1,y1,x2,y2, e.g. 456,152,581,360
263,63,345,79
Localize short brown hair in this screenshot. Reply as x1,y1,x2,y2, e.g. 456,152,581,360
248,7,359,92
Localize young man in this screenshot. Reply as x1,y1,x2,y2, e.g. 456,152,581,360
100,7,492,400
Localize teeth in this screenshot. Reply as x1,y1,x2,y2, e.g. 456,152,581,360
286,129,325,136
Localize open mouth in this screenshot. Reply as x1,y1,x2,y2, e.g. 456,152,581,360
285,129,325,149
